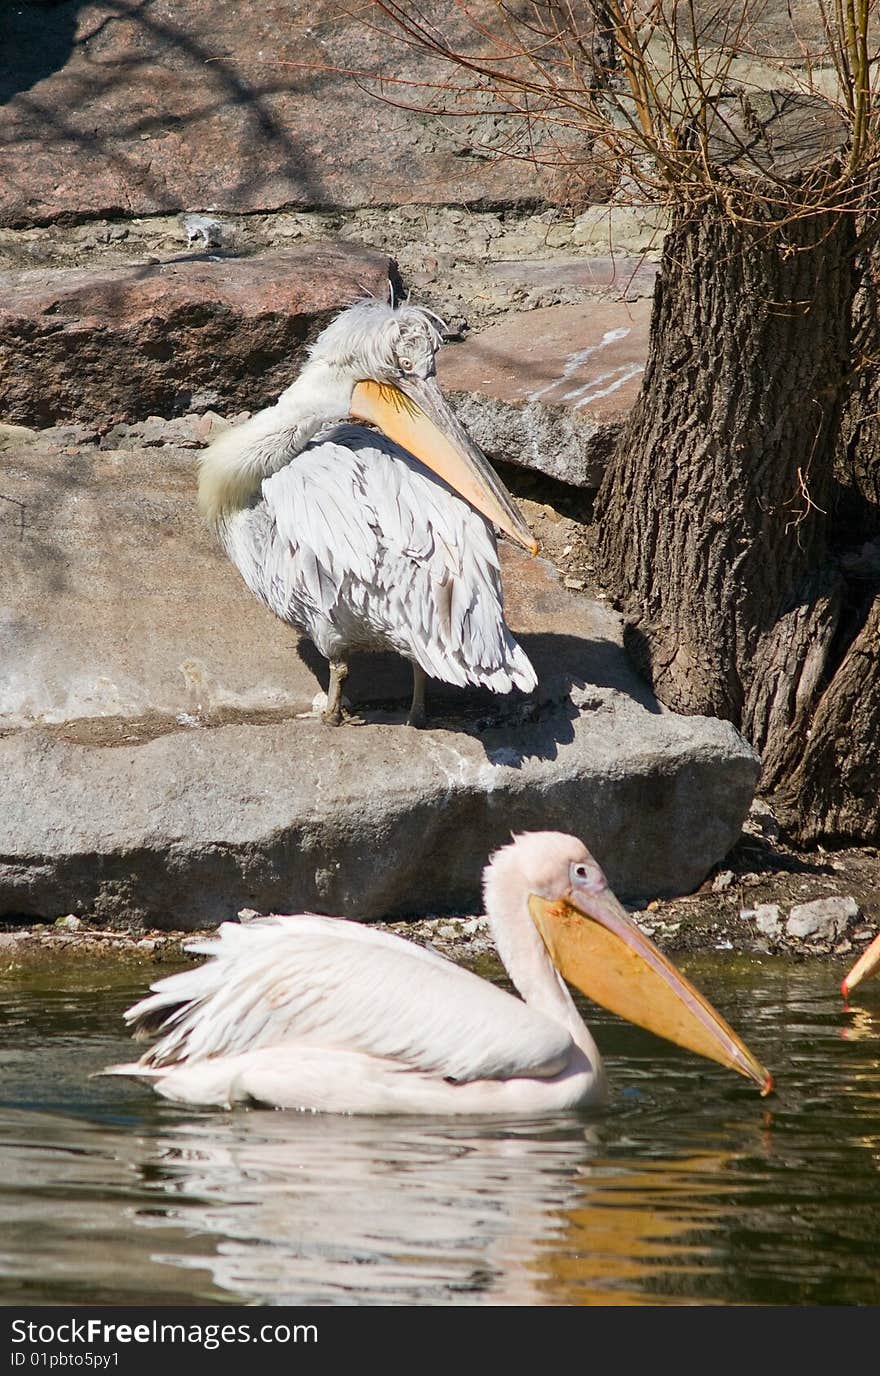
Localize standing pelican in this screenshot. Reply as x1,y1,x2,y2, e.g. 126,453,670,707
107,833,773,1113
842,930,880,999
198,299,538,726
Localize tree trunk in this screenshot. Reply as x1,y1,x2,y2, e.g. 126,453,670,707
779,240,880,843
835,246,880,543
774,593,880,843
595,195,855,779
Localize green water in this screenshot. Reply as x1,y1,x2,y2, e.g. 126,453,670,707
2,954,879,1306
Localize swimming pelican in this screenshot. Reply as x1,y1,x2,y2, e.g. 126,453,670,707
198,299,538,726
107,833,773,1113
842,930,880,999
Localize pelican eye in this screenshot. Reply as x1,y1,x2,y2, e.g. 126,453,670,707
399,357,414,373
570,860,603,891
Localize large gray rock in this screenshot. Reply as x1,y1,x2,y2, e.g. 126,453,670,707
0,245,392,427
1,698,760,928
0,433,759,926
440,302,650,488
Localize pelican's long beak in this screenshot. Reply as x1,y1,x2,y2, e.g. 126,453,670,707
350,377,538,555
529,887,774,1095
842,931,880,999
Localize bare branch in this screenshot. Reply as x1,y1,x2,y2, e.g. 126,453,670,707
295,0,880,228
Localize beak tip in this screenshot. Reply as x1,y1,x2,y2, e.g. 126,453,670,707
841,977,851,1000
760,1072,774,1098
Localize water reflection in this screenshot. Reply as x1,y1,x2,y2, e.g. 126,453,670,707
2,957,880,1305
140,1115,600,1305
136,1119,765,1306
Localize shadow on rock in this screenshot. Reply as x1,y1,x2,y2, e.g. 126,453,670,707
0,2,88,105
296,627,660,765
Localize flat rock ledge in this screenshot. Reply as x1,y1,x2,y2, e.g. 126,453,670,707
1,699,759,930
448,389,616,491
0,0,567,227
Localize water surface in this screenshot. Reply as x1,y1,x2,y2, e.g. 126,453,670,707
2,955,879,1306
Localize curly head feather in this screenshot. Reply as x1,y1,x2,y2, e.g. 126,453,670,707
309,299,446,381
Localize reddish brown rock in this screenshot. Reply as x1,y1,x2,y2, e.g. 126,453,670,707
0,244,391,426
0,1,844,229
0,1,562,228
440,301,651,488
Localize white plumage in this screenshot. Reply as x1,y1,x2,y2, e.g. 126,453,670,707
224,425,535,694
108,833,604,1115
198,299,537,725
107,832,772,1113
120,914,573,1095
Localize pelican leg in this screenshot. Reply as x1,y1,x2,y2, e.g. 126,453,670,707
323,659,349,726
408,664,427,729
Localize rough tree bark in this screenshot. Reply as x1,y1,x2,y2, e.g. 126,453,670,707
835,247,880,543
775,593,880,842
779,240,880,842
595,191,854,781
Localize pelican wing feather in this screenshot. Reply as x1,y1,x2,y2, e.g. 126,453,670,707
244,425,536,692
126,914,573,1084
